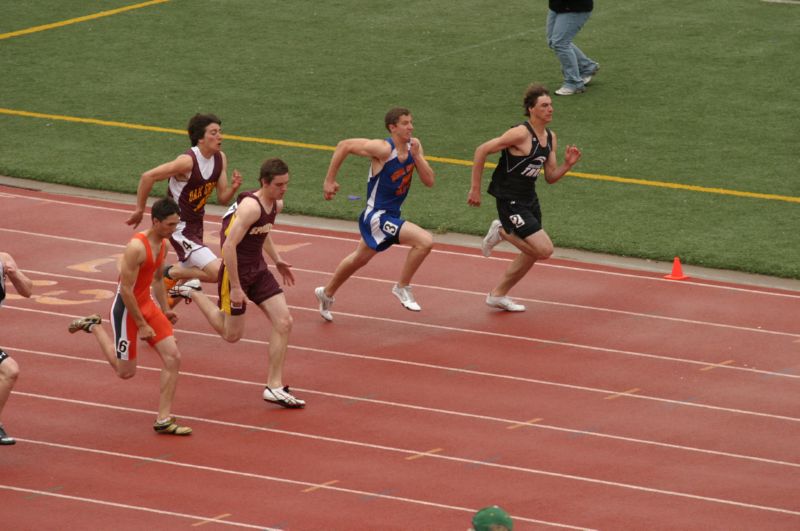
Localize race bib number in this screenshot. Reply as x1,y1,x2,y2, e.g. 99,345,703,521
509,214,525,228
382,220,399,236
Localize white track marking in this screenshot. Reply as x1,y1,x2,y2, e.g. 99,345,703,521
8,303,800,410
9,435,587,529
9,348,800,469
12,395,800,519
0,485,280,530
2,192,798,298
21,264,800,339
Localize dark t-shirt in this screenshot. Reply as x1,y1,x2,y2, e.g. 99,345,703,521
549,0,593,13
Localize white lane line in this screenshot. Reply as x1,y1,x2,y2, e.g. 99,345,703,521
13,398,800,519
0,485,280,530
2,193,798,298
10,437,587,530
9,267,800,380
10,350,800,469
8,304,800,417
21,264,800,339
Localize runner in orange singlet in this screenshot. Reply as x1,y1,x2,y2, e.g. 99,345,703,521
69,197,193,435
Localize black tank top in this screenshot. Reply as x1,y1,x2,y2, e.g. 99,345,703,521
487,122,552,203
0,260,6,306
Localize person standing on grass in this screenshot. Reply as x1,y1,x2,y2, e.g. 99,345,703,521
170,158,305,409
313,107,435,321
547,0,600,96
125,113,242,304
0,252,33,445
69,197,193,435
468,83,581,312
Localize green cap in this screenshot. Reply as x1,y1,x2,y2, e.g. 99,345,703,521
471,505,514,531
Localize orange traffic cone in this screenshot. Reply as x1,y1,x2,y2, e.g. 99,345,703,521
664,256,688,280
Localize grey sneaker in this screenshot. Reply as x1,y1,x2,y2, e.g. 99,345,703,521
68,314,102,334
555,86,585,96
169,278,201,302
392,284,421,311
314,287,334,322
582,64,600,85
481,219,503,257
485,294,526,312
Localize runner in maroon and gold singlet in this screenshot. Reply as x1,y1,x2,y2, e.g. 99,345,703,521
172,158,305,409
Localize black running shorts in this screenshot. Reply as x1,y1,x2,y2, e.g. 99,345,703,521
495,198,543,240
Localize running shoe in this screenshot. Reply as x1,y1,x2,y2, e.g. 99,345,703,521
169,279,201,303
481,219,503,257
263,385,306,409
485,293,526,312
68,314,102,334
153,416,192,436
392,284,421,311
314,287,334,322
0,424,16,445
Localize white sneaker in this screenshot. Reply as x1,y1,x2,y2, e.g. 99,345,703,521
481,219,503,257
314,286,334,322
486,293,526,312
263,385,305,409
392,284,421,311
555,86,585,96
169,278,201,301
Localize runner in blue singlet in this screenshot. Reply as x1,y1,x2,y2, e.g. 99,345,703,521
314,107,435,322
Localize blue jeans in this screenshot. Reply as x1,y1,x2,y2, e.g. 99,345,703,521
546,9,598,90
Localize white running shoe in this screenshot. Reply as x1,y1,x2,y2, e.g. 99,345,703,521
392,284,421,311
314,286,334,322
263,385,305,409
485,293,526,312
169,278,201,302
481,219,503,257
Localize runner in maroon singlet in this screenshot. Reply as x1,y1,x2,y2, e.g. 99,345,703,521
173,158,305,409
125,113,242,293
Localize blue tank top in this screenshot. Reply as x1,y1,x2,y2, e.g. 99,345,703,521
365,138,416,216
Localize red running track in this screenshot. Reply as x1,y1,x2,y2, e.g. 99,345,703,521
1,184,799,530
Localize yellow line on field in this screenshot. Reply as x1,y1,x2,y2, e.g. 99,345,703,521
569,171,800,203
0,107,184,134
0,0,169,41
1,106,798,204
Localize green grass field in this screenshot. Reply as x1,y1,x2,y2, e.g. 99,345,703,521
1,0,798,278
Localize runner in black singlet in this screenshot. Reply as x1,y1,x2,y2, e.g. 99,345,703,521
468,84,582,312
